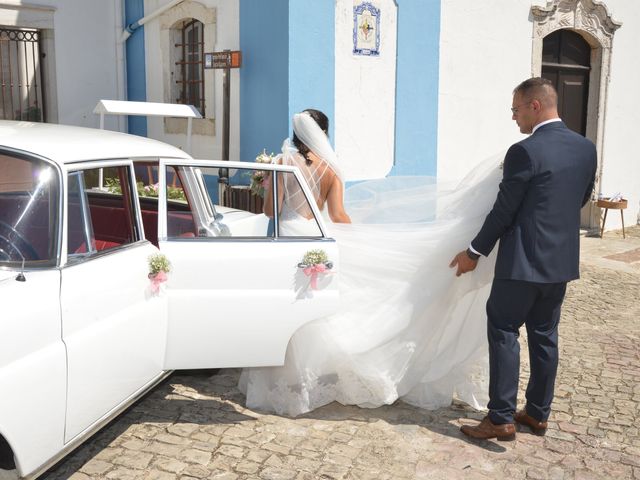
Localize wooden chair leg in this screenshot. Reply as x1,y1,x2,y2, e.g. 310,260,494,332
600,208,608,238
621,209,625,239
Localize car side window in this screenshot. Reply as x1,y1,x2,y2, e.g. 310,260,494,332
166,165,270,238
0,152,59,267
164,165,322,239
133,162,189,246
275,171,323,238
67,165,139,257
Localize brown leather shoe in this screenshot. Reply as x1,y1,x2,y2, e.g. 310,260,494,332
460,416,516,441
514,409,548,436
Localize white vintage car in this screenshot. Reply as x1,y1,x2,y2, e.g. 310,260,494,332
0,120,339,479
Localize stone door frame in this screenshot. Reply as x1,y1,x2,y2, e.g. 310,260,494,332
530,0,621,229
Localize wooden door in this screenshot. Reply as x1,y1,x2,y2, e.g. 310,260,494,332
541,29,591,136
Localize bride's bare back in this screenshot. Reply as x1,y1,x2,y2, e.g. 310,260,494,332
264,150,351,224
306,151,351,223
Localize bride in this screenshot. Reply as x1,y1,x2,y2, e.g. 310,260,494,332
262,109,351,233
239,109,502,416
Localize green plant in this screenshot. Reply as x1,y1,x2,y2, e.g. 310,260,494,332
105,177,186,201
137,182,186,201
167,186,186,201
104,177,122,194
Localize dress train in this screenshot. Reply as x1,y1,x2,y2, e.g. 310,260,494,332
239,156,503,416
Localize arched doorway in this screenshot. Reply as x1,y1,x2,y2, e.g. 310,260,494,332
541,29,591,136
530,0,621,230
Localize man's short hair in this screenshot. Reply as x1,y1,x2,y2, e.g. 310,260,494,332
514,77,558,108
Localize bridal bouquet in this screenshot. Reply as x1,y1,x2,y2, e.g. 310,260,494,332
148,253,171,294
298,249,333,290
250,149,275,198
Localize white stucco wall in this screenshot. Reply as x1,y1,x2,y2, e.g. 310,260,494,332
438,0,640,229
438,1,532,183
0,1,122,130
54,1,123,130
144,0,240,161
598,0,640,229
335,0,397,180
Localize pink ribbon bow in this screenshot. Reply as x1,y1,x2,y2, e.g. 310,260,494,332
149,270,168,294
303,263,327,290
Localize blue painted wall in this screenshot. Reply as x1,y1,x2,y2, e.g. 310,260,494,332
391,0,440,177
124,0,147,136
288,1,335,141
239,0,439,177
240,0,335,160
239,0,289,161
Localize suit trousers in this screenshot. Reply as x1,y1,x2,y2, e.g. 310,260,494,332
486,278,567,425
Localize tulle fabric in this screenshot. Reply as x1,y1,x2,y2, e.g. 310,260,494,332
238,155,503,416
292,112,344,180
277,139,329,224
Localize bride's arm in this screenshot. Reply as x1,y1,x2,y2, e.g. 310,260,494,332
327,176,351,224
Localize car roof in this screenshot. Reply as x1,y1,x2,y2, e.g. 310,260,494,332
0,120,191,166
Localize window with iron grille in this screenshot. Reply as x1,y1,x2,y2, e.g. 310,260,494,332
0,28,44,122
175,19,204,116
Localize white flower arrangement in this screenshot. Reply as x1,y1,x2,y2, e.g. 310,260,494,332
147,253,171,295
298,250,333,290
250,149,275,197
298,249,331,268
148,253,171,275
255,149,275,165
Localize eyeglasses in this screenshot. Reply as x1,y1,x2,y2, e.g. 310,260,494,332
511,102,531,114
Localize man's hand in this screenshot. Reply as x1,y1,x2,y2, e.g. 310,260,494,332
449,250,478,277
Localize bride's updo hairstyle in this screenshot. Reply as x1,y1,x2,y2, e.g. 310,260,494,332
293,109,329,165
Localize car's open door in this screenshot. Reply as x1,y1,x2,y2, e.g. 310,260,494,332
158,159,339,369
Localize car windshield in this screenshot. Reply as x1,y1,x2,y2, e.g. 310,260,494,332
0,152,59,267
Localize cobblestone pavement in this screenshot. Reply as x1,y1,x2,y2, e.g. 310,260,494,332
42,227,640,480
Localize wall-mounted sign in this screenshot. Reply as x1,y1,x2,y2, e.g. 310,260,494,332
353,2,380,56
204,50,242,69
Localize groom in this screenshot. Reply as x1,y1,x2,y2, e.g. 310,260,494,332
450,77,597,440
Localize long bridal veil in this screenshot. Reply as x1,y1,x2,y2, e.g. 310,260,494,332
239,153,503,417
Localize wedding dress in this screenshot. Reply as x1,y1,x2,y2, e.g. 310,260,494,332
239,113,502,416
276,140,329,238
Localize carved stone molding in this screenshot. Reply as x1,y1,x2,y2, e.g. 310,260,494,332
530,0,621,229
531,0,621,47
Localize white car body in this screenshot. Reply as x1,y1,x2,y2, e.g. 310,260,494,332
0,121,339,479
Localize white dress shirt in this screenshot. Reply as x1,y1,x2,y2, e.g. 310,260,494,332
532,118,562,134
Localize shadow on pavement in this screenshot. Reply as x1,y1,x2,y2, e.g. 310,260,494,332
40,371,255,479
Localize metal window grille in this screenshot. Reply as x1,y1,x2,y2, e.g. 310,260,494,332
0,28,44,122
175,19,204,116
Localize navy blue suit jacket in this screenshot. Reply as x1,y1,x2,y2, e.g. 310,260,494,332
471,121,597,283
